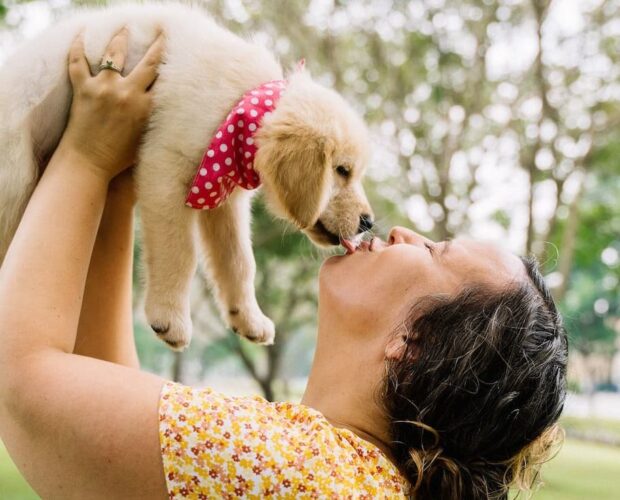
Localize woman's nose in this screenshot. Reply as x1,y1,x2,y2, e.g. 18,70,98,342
388,226,411,244
388,226,432,245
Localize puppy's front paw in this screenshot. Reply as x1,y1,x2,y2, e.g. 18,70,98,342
228,304,275,345
145,297,192,351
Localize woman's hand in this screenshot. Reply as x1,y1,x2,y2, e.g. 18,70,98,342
56,26,165,182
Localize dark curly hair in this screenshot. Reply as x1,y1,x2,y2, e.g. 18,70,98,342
381,256,568,499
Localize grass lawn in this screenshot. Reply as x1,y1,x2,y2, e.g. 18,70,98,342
532,439,620,500
2,438,620,499
561,416,620,443
0,441,38,500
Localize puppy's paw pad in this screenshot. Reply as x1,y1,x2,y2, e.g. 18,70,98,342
163,338,186,351
244,318,275,345
151,323,169,334
146,299,192,350
229,308,275,345
152,321,191,351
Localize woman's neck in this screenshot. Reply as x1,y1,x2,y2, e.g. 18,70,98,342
301,325,394,460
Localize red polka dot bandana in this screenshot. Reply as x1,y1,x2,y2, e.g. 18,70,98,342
185,80,287,209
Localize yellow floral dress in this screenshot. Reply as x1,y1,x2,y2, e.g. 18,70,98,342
159,381,410,499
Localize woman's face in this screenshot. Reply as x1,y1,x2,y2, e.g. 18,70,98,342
318,226,525,336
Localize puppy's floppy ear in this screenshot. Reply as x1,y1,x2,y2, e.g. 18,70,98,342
256,130,332,229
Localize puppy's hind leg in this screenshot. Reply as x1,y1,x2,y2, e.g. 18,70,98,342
0,127,38,264
197,190,275,345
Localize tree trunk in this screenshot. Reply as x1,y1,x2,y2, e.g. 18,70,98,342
525,162,537,255
172,351,185,383
259,378,275,402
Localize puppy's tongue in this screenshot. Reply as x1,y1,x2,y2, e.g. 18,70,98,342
340,238,356,255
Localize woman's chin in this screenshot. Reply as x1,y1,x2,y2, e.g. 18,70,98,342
320,254,343,273
320,251,361,280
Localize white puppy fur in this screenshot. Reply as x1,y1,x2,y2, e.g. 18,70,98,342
0,1,373,350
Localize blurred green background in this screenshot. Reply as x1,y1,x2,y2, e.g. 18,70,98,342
1,0,619,497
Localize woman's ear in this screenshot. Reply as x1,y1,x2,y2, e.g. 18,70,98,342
385,335,407,361
385,334,418,361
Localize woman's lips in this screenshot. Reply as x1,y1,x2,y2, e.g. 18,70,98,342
358,240,371,251
340,238,377,255
340,238,356,255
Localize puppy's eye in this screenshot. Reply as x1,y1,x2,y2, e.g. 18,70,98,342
335,165,350,178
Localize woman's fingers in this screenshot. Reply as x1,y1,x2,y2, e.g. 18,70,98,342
68,31,91,87
98,25,129,79
69,27,165,90
127,30,166,90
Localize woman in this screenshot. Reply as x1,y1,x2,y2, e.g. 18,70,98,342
0,29,567,499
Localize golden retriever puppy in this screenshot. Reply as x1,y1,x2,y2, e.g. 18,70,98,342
0,2,373,350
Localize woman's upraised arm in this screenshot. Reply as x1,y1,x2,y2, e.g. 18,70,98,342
0,28,168,499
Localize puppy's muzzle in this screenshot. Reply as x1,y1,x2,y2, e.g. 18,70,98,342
358,213,374,234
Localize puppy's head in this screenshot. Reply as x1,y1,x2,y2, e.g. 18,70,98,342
254,71,373,246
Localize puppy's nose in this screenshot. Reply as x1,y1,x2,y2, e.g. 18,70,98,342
358,213,374,233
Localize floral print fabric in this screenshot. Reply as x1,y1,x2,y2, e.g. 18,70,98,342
159,381,409,499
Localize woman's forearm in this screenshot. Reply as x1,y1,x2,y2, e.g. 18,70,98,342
74,172,140,368
0,145,108,370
